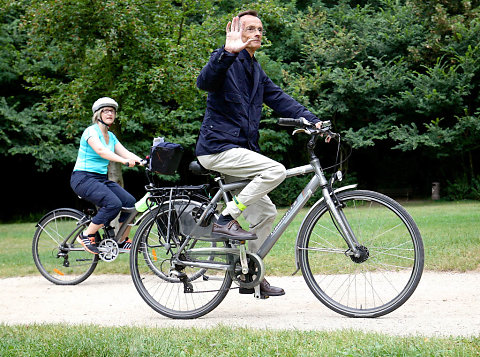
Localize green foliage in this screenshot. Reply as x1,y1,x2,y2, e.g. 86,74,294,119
2,0,480,197
279,0,480,193
0,98,77,169
445,175,480,200
1,0,222,169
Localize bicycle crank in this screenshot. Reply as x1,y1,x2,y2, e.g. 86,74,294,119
179,246,265,288
230,251,265,289
98,239,119,262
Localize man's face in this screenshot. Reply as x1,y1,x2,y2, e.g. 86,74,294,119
240,15,263,53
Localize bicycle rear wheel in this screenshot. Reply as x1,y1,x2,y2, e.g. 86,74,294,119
32,208,98,285
298,190,424,317
130,201,232,319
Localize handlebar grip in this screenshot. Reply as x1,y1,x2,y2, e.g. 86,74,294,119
277,118,307,127
124,159,148,167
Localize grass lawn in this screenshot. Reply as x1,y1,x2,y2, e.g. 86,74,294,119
0,324,479,356
2,200,478,277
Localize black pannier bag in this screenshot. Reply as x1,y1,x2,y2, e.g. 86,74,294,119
149,142,184,175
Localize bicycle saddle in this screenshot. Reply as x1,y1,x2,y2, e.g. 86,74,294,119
189,160,210,175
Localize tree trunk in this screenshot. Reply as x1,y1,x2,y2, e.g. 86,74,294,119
108,161,124,186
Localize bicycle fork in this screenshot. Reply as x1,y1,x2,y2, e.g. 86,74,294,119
322,187,363,258
311,156,363,258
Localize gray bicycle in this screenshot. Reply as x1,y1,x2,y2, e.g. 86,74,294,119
129,119,424,319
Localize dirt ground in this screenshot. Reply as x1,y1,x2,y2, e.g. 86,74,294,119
1,272,479,337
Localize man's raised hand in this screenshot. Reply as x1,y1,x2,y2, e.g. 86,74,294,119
224,16,253,53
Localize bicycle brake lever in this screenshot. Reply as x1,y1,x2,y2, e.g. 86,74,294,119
292,128,308,135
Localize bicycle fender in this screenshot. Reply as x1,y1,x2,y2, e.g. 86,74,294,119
35,208,85,227
293,184,357,273
135,209,154,225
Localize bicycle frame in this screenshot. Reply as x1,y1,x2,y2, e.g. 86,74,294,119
191,157,362,262
46,206,139,251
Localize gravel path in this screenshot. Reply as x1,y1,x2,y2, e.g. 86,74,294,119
1,272,479,337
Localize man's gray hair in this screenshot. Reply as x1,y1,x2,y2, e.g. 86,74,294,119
238,10,258,18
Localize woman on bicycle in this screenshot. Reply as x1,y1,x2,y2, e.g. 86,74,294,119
70,97,143,254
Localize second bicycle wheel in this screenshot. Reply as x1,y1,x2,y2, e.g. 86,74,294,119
298,190,424,317
130,200,232,319
32,208,98,285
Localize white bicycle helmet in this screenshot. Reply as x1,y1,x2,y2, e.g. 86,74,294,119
92,97,118,113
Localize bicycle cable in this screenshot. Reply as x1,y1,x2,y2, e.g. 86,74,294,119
318,134,353,174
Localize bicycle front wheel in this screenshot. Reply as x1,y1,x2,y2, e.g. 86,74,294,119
130,201,232,319
32,208,98,285
298,190,424,317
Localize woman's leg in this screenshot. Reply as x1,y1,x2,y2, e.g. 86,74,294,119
104,180,136,242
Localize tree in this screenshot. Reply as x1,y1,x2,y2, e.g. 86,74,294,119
8,0,217,179
281,0,480,192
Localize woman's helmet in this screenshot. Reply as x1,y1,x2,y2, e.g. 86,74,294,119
92,97,118,113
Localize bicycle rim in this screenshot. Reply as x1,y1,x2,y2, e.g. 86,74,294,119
32,209,98,285
130,202,232,319
298,190,424,317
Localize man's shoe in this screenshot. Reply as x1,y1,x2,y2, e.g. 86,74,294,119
77,233,99,254
260,279,285,296
239,278,285,297
211,220,257,240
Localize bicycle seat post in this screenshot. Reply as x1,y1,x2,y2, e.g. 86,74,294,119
104,225,115,240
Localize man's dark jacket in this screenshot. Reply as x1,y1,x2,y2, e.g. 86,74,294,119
195,47,319,156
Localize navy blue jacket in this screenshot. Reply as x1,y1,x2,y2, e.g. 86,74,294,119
195,47,319,156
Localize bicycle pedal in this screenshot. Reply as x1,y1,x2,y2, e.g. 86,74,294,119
238,287,254,294
239,286,269,299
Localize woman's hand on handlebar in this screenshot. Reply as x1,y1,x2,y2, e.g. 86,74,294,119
124,159,147,167
124,159,138,167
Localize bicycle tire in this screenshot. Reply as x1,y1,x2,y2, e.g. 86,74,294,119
298,190,424,318
130,200,232,319
32,208,99,285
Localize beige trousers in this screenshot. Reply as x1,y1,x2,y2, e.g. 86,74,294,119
197,148,286,252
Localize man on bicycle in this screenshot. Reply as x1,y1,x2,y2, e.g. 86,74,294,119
196,10,323,297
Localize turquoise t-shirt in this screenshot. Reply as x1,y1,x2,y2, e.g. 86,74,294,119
73,124,119,174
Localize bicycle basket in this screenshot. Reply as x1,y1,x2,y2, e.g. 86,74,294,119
149,142,183,175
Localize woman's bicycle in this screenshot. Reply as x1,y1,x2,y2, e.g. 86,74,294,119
32,159,159,285
129,119,424,319
33,206,138,285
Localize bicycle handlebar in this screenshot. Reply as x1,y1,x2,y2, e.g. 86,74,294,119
278,118,336,138
124,159,148,167
278,117,311,127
